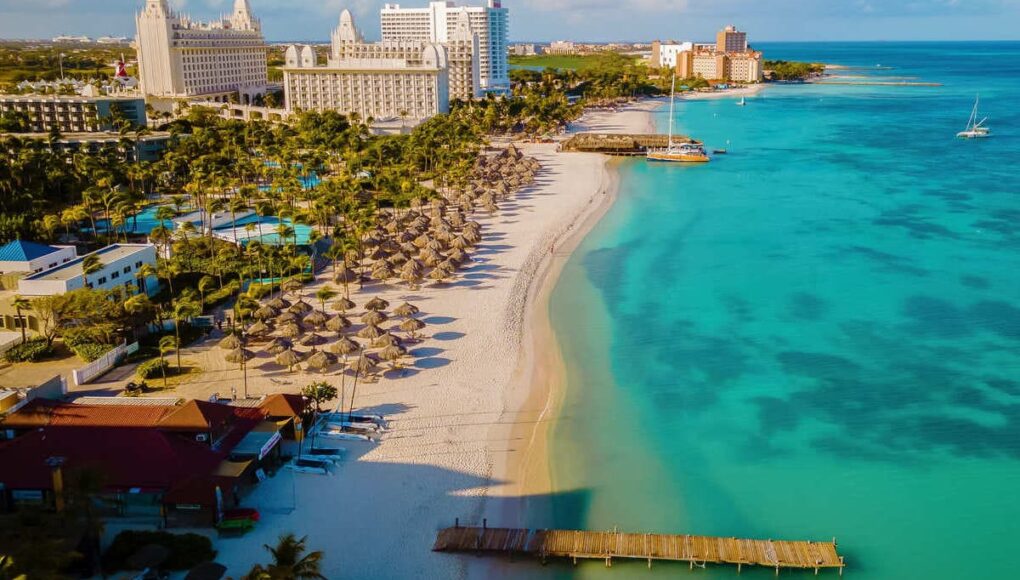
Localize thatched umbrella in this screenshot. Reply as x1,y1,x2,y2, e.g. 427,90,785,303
349,355,377,376
420,247,443,267
267,296,290,310
388,251,410,265
281,278,304,294
278,322,302,338
303,311,327,328
326,315,351,335
379,344,408,369
450,235,472,250
371,262,394,283
253,305,278,320
304,349,337,372
218,334,242,350
265,337,293,355
361,310,388,326
413,233,431,249
333,297,356,313
277,311,298,324
425,239,445,252
357,324,385,340
247,320,271,337
429,267,451,283
393,302,419,318
330,336,361,356
364,297,390,311
372,333,401,348
399,317,427,340
462,229,482,244
224,347,255,364
334,267,359,285
275,348,302,372
447,247,469,264
288,300,312,314
298,332,327,347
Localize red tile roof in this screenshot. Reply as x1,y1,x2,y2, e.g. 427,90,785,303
0,400,174,429
159,400,236,431
0,427,225,492
259,393,308,418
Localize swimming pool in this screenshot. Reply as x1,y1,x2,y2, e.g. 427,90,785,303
212,215,315,246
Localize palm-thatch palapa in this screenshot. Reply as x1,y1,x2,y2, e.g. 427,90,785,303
247,320,271,337
372,333,401,348
393,302,420,318
275,348,303,372
253,305,278,320
330,336,361,356
281,278,304,294
333,297,356,313
364,297,390,311
276,311,298,324
265,337,293,355
288,300,312,314
218,334,242,350
278,322,303,338
304,349,337,372
326,315,351,335
361,310,388,326
379,344,408,368
224,347,255,364
267,297,290,310
357,324,385,340
349,355,377,377
399,317,426,340
303,311,328,328
298,332,327,347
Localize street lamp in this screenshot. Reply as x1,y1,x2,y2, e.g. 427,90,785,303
59,53,66,81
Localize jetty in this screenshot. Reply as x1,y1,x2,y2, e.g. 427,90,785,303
561,133,697,156
433,523,846,575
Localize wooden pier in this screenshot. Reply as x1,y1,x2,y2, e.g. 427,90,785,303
560,133,698,156
433,523,846,575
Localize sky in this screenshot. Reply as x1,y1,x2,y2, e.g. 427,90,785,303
1,0,1019,42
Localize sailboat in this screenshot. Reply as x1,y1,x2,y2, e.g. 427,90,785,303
957,95,990,139
647,72,710,163
737,96,746,106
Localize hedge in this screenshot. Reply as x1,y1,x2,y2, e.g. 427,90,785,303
69,341,113,363
3,338,53,363
136,358,170,379
102,531,216,572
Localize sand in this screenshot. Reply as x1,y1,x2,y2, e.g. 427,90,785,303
118,102,656,579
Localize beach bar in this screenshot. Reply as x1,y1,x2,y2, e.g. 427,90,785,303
434,523,846,575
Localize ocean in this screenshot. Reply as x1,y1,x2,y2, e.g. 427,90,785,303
539,42,1020,579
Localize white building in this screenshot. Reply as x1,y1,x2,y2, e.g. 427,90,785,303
17,244,159,297
0,241,77,276
546,40,575,54
381,1,508,94
651,41,693,68
135,0,269,104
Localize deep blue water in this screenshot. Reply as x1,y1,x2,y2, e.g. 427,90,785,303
541,42,1020,579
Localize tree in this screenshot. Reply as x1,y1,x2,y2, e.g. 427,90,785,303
197,275,217,309
170,299,201,369
301,381,337,413
157,335,177,389
246,534,325,580
11,295,30,343
314,286,337,314
81,254,104,289
29,295,62,346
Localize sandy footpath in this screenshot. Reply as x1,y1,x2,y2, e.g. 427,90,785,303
205,102,656,579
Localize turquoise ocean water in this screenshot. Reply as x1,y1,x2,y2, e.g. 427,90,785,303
537,42,1020,579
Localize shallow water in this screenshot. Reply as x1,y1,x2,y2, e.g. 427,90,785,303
540,42,1020,579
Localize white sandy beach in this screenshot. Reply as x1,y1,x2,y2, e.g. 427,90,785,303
193,101,659,578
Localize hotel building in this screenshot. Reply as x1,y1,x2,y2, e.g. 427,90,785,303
675,25,763,83
135,0,269,104
381,1,509,94
283,9,457,121
16,244,159,298
0,94,146,133
650,41,694,69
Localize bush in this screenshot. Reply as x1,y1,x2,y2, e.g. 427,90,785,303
3,338,53,363
136,357,170,379
69,341,113,362
102,531,216,572
206,279,241,308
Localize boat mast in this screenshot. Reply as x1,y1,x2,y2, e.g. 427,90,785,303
667,71,676,148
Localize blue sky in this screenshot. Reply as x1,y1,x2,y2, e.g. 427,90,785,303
1,0,1018,42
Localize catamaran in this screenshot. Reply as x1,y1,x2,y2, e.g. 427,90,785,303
737,96,746,106
957,95,990,139
647,72,710,163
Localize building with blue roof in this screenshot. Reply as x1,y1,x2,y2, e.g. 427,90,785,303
0,240,77,276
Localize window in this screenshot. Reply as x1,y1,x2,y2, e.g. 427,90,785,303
123,266,131,274
135,261,143,268
111,271,120,280
97,277,107,284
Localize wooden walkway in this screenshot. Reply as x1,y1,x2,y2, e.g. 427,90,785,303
433,525,845,575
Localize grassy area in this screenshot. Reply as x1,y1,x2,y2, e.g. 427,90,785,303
0,42,137,86
510,53,640,71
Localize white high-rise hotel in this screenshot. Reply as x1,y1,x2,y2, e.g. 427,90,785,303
135,0,269,103
381,1,509,94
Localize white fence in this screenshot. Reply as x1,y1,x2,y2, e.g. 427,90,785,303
72,341,139,386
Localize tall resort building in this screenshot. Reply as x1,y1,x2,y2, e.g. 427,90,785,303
135,0,269,104
676,25,762,83
380,1,509,94
283,10,455,121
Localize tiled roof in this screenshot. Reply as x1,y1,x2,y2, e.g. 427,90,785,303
0,240,59,262
259,393,308,418
159,400,236,431
0,400,173,429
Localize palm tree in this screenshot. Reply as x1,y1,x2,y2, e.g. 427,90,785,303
254,534,326,580
170,299,201,370
11,295,29,343
157,335,177,389
314,286,337,314
197,275,217,310
81,254,104,289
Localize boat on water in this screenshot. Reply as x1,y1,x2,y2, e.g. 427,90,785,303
957,95,991,139
647,72,710,164
737,96,746,106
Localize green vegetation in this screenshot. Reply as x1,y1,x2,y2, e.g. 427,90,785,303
65,337,113,362
765,60,826,81
135,357,170,379
510,53,640,72
302,381,338,412
245,533,325,580
3,338,53,363
0,41,136,88
102,530,216,573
